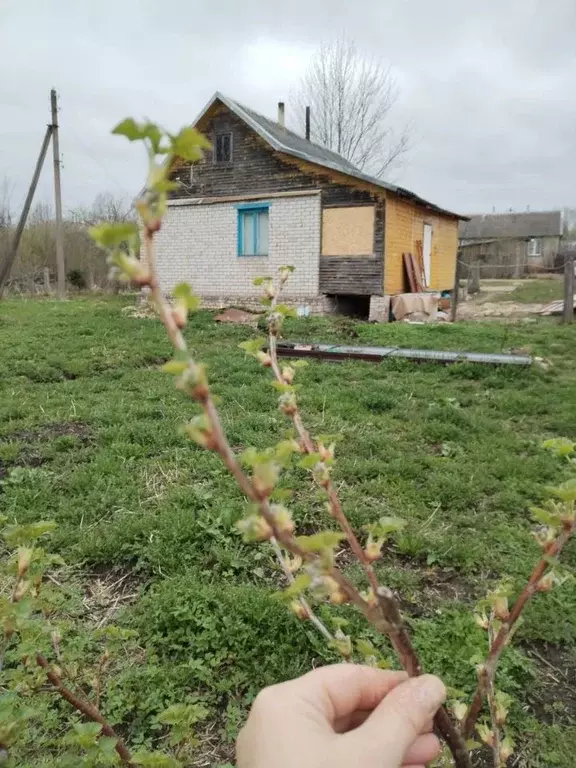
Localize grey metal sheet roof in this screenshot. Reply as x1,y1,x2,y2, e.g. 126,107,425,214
193,92,466,220
459,211,563,240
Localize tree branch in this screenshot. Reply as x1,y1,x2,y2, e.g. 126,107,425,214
463,519,575,739
141,232,471,767
36,653,134,765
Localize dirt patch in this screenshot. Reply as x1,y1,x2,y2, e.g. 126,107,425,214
141,354,170,367
215,308,260,327
79,566,142,629
457,301,545,320
4,420,92,445
331,541,481,614
190,720,235,767
522,641,576,726
121,302,157,320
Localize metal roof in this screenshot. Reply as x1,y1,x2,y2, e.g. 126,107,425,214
193,92,466,220
459,211,563,240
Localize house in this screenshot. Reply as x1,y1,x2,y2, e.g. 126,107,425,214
458,211,564,278
155,92,466,318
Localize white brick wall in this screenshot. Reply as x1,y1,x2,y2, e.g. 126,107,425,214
155,195,321,298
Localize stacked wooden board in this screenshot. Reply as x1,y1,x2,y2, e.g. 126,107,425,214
403,252,426,292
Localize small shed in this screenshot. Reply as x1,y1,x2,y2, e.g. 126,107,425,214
459,211,564,277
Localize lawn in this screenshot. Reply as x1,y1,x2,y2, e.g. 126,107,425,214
481,278,564,304
1,295,576,766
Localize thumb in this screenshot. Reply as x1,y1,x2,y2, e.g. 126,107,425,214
346,674,446,765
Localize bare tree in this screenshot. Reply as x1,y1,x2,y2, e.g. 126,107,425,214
0,178,13,229
69,192,133,227
0,178,13,273
293,37,409,178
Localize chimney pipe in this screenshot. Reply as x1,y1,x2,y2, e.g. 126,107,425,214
305,106,311,140
277,101,285,126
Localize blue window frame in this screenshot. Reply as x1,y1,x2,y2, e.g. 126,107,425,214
237,202,270,256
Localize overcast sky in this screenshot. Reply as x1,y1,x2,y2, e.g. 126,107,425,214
1,0,575,216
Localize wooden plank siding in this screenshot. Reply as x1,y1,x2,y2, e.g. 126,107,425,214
319,257,383,295
171,106,366,201
384,197,458,294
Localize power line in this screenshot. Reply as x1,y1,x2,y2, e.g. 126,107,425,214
60,96,133,198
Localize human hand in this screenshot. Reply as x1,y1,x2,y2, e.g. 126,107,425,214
237,664,446,768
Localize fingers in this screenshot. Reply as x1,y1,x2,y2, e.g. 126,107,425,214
287,664,408,725
345,674,446,765
403,733,442,765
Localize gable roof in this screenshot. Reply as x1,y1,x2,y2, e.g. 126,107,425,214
459,211,563,240
193,92,466,220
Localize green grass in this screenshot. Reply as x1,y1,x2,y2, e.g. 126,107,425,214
499,279,563,304
1,295,576,765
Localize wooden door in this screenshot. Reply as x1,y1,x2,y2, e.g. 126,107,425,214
423,224,432,287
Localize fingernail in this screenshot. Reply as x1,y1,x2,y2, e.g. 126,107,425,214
411,675,446,712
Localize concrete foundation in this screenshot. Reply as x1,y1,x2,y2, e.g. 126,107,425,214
369,295,391,323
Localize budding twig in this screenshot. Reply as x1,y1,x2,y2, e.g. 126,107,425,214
269,537,334,643
138,234,472,767
142,231,334,647
4,550,133,765
36,653,134,766
263,274,471,767
485,615,501,768
463,519,575,739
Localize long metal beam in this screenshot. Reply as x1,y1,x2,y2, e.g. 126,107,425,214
274,341,533,367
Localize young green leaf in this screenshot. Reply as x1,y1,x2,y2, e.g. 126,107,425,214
172,282,201,311
542,437,575,457
546,478,576,502
238,337,267,356
170,127,211,162
275,303,297,318
89,222,139,250
279,573,312,601
162,359,189,375
363,516,407,537
64,721,102,749
271,380,294,393
530,506,562,527
355,638,378,658
298,453,323,470
112,118,144,141
3,521,56,546
296,531,346,552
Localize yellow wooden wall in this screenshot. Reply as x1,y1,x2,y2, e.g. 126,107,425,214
384,196,458,294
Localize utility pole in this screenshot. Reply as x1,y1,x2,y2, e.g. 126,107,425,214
564,254,574,324
0,125,53,296
51,88,65,298
450,251,463,322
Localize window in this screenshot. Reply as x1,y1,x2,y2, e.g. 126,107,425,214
214,132,232,163
237,203,269,256
528,238,542,257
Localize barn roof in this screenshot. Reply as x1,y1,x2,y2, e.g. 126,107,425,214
193,92,466,220
459,211,563,240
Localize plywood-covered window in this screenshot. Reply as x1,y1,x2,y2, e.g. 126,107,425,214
321,206,375,256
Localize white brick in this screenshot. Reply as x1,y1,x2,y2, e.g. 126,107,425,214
155,195,321,299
